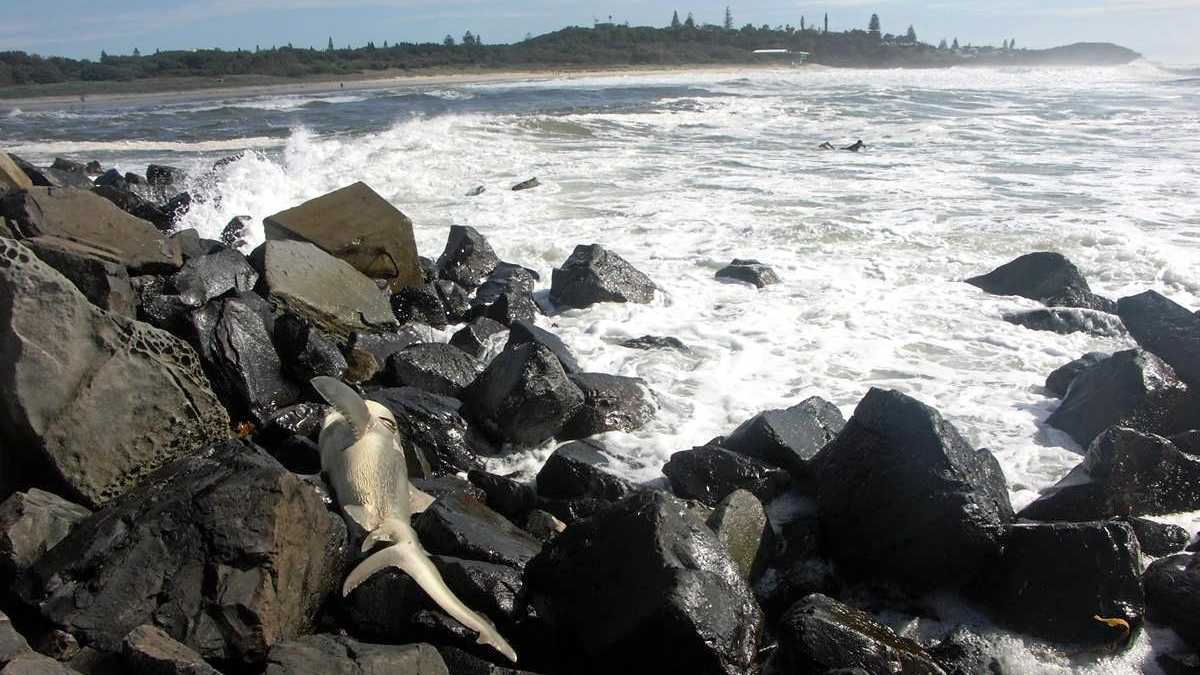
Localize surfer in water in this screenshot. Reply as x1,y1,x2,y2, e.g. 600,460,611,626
842,139,866,152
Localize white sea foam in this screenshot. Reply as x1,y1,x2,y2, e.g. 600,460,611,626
5,136,285,156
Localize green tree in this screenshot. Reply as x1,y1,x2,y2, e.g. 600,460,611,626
327,37,334,51
868,14,881,36
952,37,959,50
133,47,141,57
824,13,828,33
463,31,476,46
905,25,916,42
671,10,681,29
684,12,695,29
443,34,455,47
1010,38,1016,49
724,6,733,30
938,38,948,50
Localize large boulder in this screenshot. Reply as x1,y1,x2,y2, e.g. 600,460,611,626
263,182,423,291
470,263,537,327
1045,352,1109,398
1019,427,1200,521
770,594,946,675
1144,553,1200,650
24,236,136,316
463,344,584,449
0,153,33,193
172,248,258,308
16,440,349,667
979,521,1143,647
525,491,761,675
715,259,780,289
504,321,580,374
663,444,791,507
265,635,448,675
1118,290,1200,388
255,239,397,336
1045,349,1197,448
390,282,448,329
535,441,636,502
414,492,541,569
706,489,770,582
559,373,655,440
0,238,229,507
0,611,32,665
549,244,654,309
368,387,488,476
816,388,1013,591
122,625,221,675
91,185,176,232
965,252,1113,311
6,156,53,188
273,314,347,382
723,397,845,482
0,489,90,587
1003,307,1126,337
436,225,499,290
1124,516,1190,557
0,188,181,273
450,317,508,360
385,342,483,398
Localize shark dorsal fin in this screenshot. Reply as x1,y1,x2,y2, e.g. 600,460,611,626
311,376,373,440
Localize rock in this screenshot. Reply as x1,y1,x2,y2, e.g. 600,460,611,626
715,259,780,288
771,594,946,675
549,244,654,309
163,192,193,223
273,314,348,382
525,491,761,675
927,626,1002,675
1,654,82,674
1144,553,1200,649
346,326,426,366
1003,307,1127,337
535,441,636,502
255,239,397,336
559,373,655,440
369,388,487,476
385,343,483,397
1045,349,1197,448
471,263,537,327
467,471,536,524
450,318,508,360
170,228,221,261
1019,427,1200,521
436,280,472,323
463,344,584,449
0,187,181,273
23,236,136,316
980,521,1143,647
723,397,845,482
91,185,174,233
221,216,251,249
617,335,689,352
188,293,299,424
0,153,33,192
1045,352,1109,398
265,635,448,675
1158,653,1200,675
465,186,486,197
1174,430,1200,455
436,226,499,290
662,444,792,507
146,164,187,187
415,493,542,569
84,161,102,176
966,251,1115,311
817,388,1013,591
172,247,258,307
16,439,348,666
93,169,127,191
511,178,539,191
0,611,32,664
0,489,90,586
124,172,145,186
505,321,581,374
1118,290,1200,389
523,510,566,544
0,238,229,507
392,282,448,328
51,158,86,175
706,489,769,581
122,625,220,675
1123,516,1190,557
6,156,51,188
412,477,487,505
263,182,422,291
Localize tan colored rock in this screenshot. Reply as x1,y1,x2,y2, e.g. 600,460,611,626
0,154,32,193
264,182,423,290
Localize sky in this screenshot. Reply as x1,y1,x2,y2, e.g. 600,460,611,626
2,0,1198,65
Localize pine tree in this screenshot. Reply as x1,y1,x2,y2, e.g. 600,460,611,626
938,38,948,50
444,34,455,47
463,31,475,46
327,37,334,51
952,37,959,50
724,6,734,30
671,11,681,29
868,14,881,36
906,25,916,42
800,16,806,31
824,13,829,33
1010,38,1016,49
133,48,141,57
684,12,695,29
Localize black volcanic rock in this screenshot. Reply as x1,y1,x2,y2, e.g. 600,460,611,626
414,492,541,569
265,635,449,675
617,335,689,352
468,470,537,524
435,280,472,323
662,444,791,507
1045,349,1197,448
471,263,538,326
437,225,499,290
147,164,187,187
965,251,1114,311
1003,307,1126,337
386,342,483,397
505,320,581,373
706,489,770,582
369,387,487,476
463,343,584,449
559,373,655,440
1118,290,1200,388
91,184,175,232
524,491,762,675
535,441,636,502
1020,427,1200,522
450,317,509,361
273,313,348,382
221,215,251,249
723,397,845,482
1124,516,1190,557
980,521,1143,647
172,247,258,307
392,282,449,329
816,388,1013,591
715,259,780,288
1144,553,1200,650
1173,430,1200,455
549,244,655,309
1045,352,1109,398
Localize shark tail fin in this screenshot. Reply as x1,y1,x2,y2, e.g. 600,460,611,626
311,376,373,439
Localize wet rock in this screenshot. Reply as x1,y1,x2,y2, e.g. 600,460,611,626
706,489,769,581
511,178,539,191
715,259,780,288
436,225,499,290
93,169,127,191
16,439,349,666
369,387,487,476
172,247,258,307
255,239,397,336
617,335,689,352
1144,553,1200,650
385,343,483,397
559,373,655,440
1173,430,1200,455
1123,516,1190,557
124,172,145,186
170,228,222,261
392,282,448,328
965,251,1114,311
0,187,181,273
146,164,187,187
412,477,487,504
450,318,508,360
84,161,102,176
91,185,175,232
122,625,220,675
523,510,566,544
1020,427,1200,521
468,471,537,523
1003,307,1127,337
549,244,654,309
0,489,90,588
1045,349,1197,448
0,238,229,507
471,263,537,327
188,292,298,424
263,182,423,291
273,313,348,382
724,396,845,482
505,321,580,374
534,496,609,525
1158,653,1200,675
7,156,52,188
928,626,1004,675
50,158,86,175
1,653,82,673
415,492,542,569
980,520,1143,647
817,388,1013,591
0,611,32,664
525,490,762,675
535,441,636,502
771,594,946,675
221,216,251,249
463,343,584,449
1045,352,1109,398
24,236,136,316
436,280,472,323
662,444,792,507
346,326,426,366
0,153,33,192
1119,290,1200,389
265,635,448,675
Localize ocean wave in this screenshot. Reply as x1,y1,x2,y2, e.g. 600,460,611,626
6,136,286,157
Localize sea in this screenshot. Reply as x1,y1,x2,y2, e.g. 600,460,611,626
3,62,1199,673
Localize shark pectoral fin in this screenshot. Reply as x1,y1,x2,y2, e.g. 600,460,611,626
341,504,374,535
311,377,373,439
408,486,436,514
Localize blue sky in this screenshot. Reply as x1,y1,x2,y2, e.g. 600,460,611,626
2,0,1197,64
